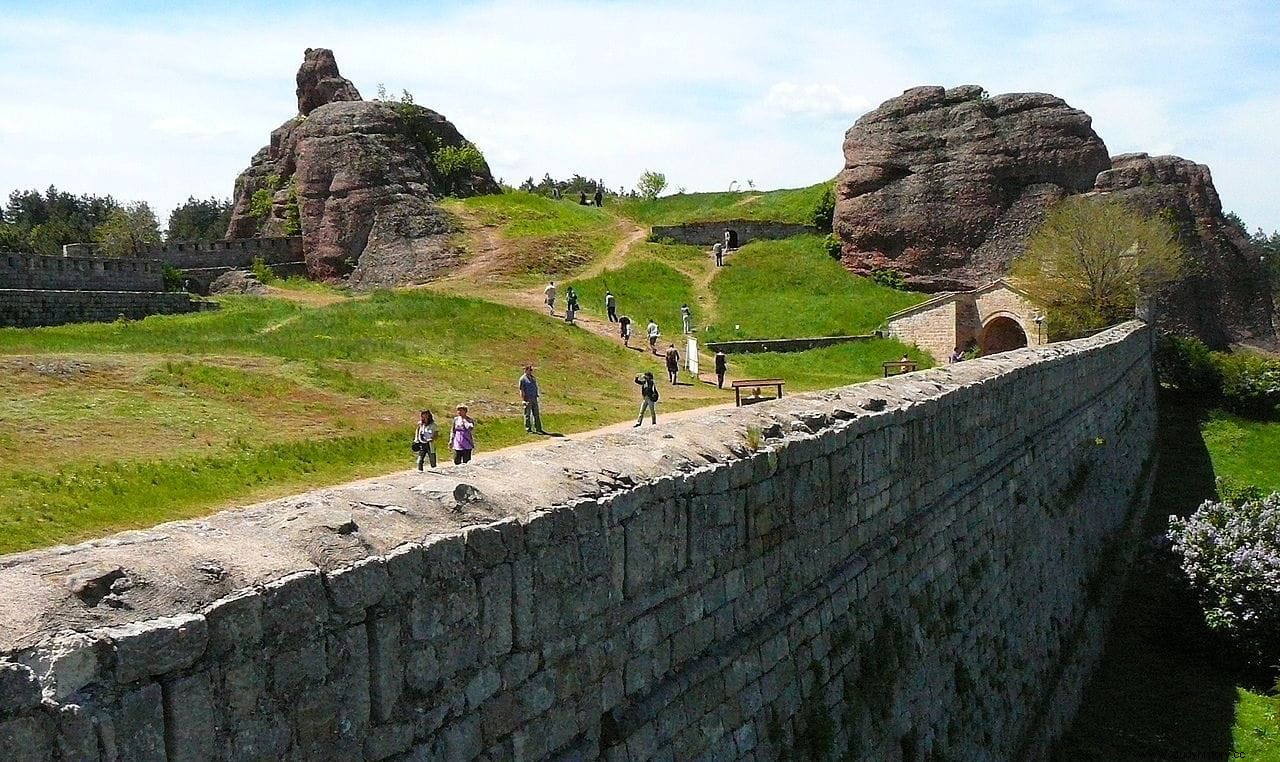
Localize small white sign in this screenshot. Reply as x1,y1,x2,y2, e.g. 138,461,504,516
686,337,699,375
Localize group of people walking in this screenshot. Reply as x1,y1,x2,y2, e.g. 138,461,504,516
412,405,475,470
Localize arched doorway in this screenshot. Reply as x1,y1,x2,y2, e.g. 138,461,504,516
979,316,1028,355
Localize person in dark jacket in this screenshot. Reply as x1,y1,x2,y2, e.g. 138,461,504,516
633,371,658,426
714,350,727,389
594,187,604,207
665,344,680,384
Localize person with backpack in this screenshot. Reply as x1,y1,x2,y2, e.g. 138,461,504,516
413,409,438,470
665,343,680,384
619,315,633,347
565,286,579,324
680,304,692,334
633,371,658,426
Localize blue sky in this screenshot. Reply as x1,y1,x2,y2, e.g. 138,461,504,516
2,0,1278,231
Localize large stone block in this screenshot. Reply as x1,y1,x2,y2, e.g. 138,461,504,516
202,588,264,657
164,671,218,762
0,662,41,717
261,570,330,642
101,613,208,685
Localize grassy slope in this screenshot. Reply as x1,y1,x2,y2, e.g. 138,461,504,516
614,182,831,226
703,236,925,342
443,192,621,278
1054,402,1280,761
0,289,720,553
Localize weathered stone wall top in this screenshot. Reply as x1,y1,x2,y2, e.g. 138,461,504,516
143,237,303,270
0,251,165,292
0,322,1156,760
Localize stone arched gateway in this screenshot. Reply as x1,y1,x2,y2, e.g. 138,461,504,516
884,279,1046,362
979,314,1029,355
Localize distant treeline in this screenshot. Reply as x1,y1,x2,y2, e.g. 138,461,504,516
0,187,232,257
517,173,619,198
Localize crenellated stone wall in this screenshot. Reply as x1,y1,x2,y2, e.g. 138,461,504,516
649,220,817,247
0,323,1156,760
1,251,165,292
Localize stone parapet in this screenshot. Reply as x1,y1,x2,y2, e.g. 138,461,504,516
650,220,817,247
0,323,1156,760
0,289,213,328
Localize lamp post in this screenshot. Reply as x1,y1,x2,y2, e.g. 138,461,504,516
1032,312,1045,344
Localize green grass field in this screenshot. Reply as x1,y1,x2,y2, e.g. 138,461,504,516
1055,401,1280,761
704,236,925,342
443,192,620,277
614,182,831,226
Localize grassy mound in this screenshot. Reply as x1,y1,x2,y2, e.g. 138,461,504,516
445,192,619,276
0,291,721,552
615,182,831,225
704,236,926,342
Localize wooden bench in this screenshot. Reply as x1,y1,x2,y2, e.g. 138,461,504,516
882,360,918,377
732,378,784,406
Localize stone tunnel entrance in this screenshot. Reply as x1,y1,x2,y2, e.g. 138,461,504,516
980,315,1028,355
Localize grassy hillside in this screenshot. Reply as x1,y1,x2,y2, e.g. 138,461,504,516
705,236,926,342
443,192,621,277
0,291,722,553
614,182,831,226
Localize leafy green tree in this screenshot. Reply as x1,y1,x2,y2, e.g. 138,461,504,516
2,186,119,254
636,170,668,201
1011,196,1184,338
812,184,835,232
167,196,232,240
93,201,161,257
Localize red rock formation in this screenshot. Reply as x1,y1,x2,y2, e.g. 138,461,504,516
835,85,1111,291
1092,153,1276,347
227,49,499,285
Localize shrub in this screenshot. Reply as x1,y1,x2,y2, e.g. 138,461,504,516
1214,351,1280,418
283,188,302,235
812,185,835,232
822,233,842,259
1156,335,1220,397
870,267,906,290
249,256,277,284
432,142,488,196
248,189,273,221
1169,491,1280,667
162,264,185,291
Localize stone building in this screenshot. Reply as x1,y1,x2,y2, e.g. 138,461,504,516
885,278,1047,361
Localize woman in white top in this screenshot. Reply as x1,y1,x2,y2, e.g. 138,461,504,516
414,410,438,470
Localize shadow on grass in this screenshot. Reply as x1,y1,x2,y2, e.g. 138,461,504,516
1054,398,1239,761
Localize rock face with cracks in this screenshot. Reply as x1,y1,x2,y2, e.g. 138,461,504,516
835,85,1276,348
227,48,499,285
834,85,1111,292
1091,153,1276,348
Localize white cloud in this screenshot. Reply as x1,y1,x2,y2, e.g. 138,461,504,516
753,83,872,119
148,117,239,140
0,0,1276,231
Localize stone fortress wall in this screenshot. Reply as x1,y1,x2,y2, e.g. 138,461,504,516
140,237,306,295
0,323,1156,760
0,250,210,328
649,220,817,247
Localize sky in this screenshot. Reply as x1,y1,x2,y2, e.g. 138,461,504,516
2,0,1278,232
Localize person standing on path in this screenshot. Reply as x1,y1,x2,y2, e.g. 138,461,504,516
715,349,727,389
713,241,724,267
519,364,544,434
723,229,732,253
594,187,604,207
646,319,660,354
544,281,556,315
413,410,438,470
619,315,633,347
565,287,579,324
680,304,692,334
605,290,618,322
451,404,475,464
665,343,680,384
633,371,658,426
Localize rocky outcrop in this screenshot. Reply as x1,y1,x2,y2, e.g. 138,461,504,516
834,85,1276,348
1091,153,1276,347
208,270,268,295
835,85,1111,291
295,47,361,116
227,49,499,284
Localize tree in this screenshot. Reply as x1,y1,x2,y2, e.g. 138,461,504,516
1011,196,1184,338
167,196,232,240
635,170,668,201
2,186,119,254
93,201,161,257
812,184,835,232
